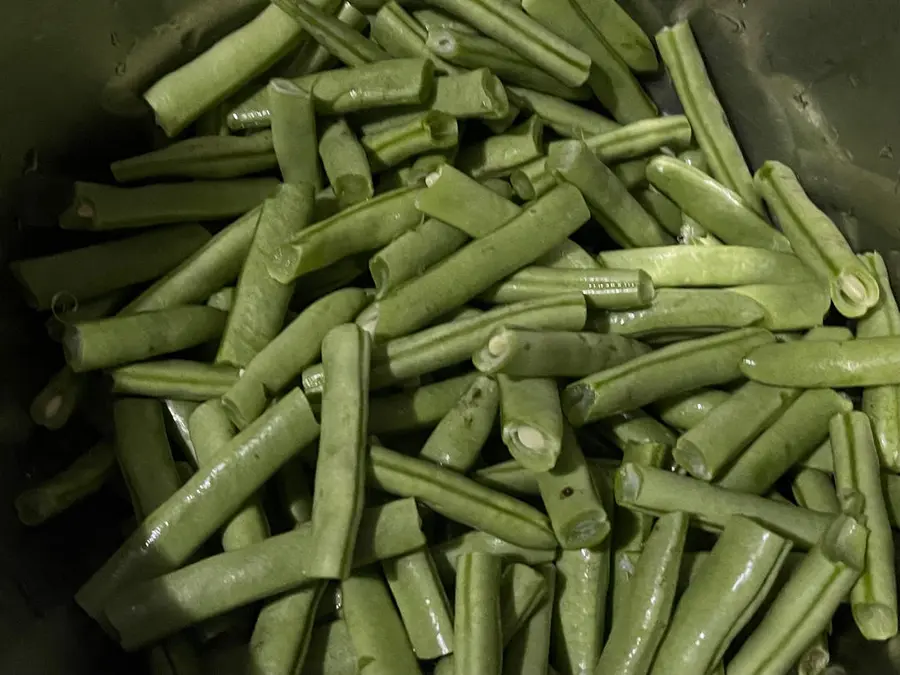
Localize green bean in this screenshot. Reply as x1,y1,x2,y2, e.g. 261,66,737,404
217,185,315,367
506,85,618,138
653,388,731,431
269,79,321,188
563,328,774,426
29,365,85,430
152,401,196,464
632,186,684,237
319,119,374,208
521,0,655,122
372,1,459,73
430,531,558,586
755,160,880,318
368,373,480,434
369,444,557,548
61,179,279,231
800,440,835,474
655,21,763,216
609,549,639,634
370,183,589,339
792,469,840,515
473,460,541,497
502,563,555,675
383,549,455,659
223,288,369,429
205,287,236,312
362,112,459,170
251,584,325,675
303,620,358,675
857,252,900,470
597,512,687,675
275,0,389,65
419,374,499,471
341,570,422,675
548,140,674,248
104,498,424,649
14,441,116,526
725,514,866,675
715,389,851,495
831,411,897,640
498,375,563,473
228,59,435,129
414,8,479,34
597,245,815,287
650,516,792,675
45,289,130,342
309,325,370,579
484,102,521,134
741,337,900,388
426,28,590,101
593,288,765,338
613,442,669,553
569,0,656,73
142,3,338,137
678,214,722,247
483,267,655,309
500,563,548,643
281,1,369,77
122,208,260,314
536,239,602,270
370,218,469,298
64,305,226,373
725,282,831,331
76,388,319,623
269,186,422,283
427,0,591,87
455,552,503,675
456,116,544,179
278,457,314,527
473,327,649,377
110,360,239,400
647,155,791,251
600,412,676,455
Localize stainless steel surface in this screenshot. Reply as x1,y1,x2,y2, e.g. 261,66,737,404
0,0,899,672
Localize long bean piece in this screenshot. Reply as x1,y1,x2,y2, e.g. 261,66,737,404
570,0,657,72
362,111,459,170
506,86,618,138
653,388,731,431
455,552,503,675
483,267,654,310
110,360,239,401
269,78,321,187
372,1,459,73
430,531,558,585
319,119,374,208
456,116,544,179
503,564,556,675
368,373,480,434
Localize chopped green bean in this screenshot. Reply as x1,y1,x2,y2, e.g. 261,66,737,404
599,411,676,455
430,531,558,586
502,563,555,675
367,373,479,434
281,1,369,77
613,442,670,553
506,85,618,137
632,185,684,237
483,267,654,309
319,118,374,208
455,552,503,675
725,282,831,331
251,584,325,675
499,563,548,642
473,460,541,497
303,620,358,675
570,0,657,73
456,116,545,180
653,388,731,431
110,360,238,400
498,375,563,473
362,111,458,170
29,366,86,431
372,1,459,73
269,78,321,187
430,69,513,120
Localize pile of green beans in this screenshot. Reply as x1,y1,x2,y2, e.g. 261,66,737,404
13,1,900,674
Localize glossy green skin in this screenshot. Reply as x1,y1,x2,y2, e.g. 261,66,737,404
473,327,649,378
563,328,775,426
60,179,279,230
457,116,544,180
499,563,547,643
342,570,422,675
549,140,673,248
429,69,512,120
309,325,371,579
647,155,789,251
632,186,683,237
792,468,840,515
473,460,541,498
598,245,815,287
455,553,503,675
506,85,618,138
715,389,852,494
502,564,556,675
419,374,499,472
613,442,669,553
10,224,210,310
725,515,866,675
498,375,564,473
104,499,424,650
600,412,676,456
615,463,832,548
653,388,730,431
269,79,321,188
110,360,238,401
318,118,373,209
649,516,791,675
269,186,423,283
369,445,557,549
76,388,319,624
485,267,654,310
383,549,455,659
831,411,898,640
217,183,315,367
250,583,325,675
372,183,589,340
726,282,830,331
362,111,459,170
741,337,900,387
64,305,226,373
597,512,688,675
656,22,763,216
371,1,460,74
430,531,558,586
368,373,479,434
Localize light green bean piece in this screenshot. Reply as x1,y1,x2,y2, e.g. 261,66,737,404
362,112,458,170
430,531,558,586
725,282,830,331
456,116,544,179
372,1,460,73
506,85,618,138
368,373,480,434
502,564,555,675
499,563,548,643
653,389,731,431
319,118,374,208
483,267,654,310
792,469,840,515
269,78,321,188
455,552,503,675
110,360,239,401
570,0,657,72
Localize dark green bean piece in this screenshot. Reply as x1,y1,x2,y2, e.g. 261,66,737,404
275,0,389,65
455,553,503,675
831,411,897,640
369,444,557,548
383,549,455,659
293,253,370,304
498,375,563,473
597,245,815,287
613,442,669,553
45,289,130,343
616,463,831,548
110,360,238,400
269,79,321,187
362,112,458,171
302,620,358,675
653,388,731,431
223,288,369,429
599,412,676,455
269,186,422,283
473,460,540,497
503,564,555,675
725,514,866,675
726,282,830,331
368,373,480,434
506,85,617,138
319,118,374,208
64,306,226,373
473,327,649,377
104,499,424,649
413,8,479,34
430,531,558,586
500,563,548,643
59,179,279,230
341,570,422,675
372,1,459,73
563,328,774,426
14,441,115,526
570,0,656,72
756,160,879,318
419,375,499,472
548,140,673,247
280,1,368,77
206,287,235,312
29,366,85,431
456,115,544,180
484,267,654,310
632,186,683,237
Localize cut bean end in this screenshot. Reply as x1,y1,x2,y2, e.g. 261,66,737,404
852,603,899,641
